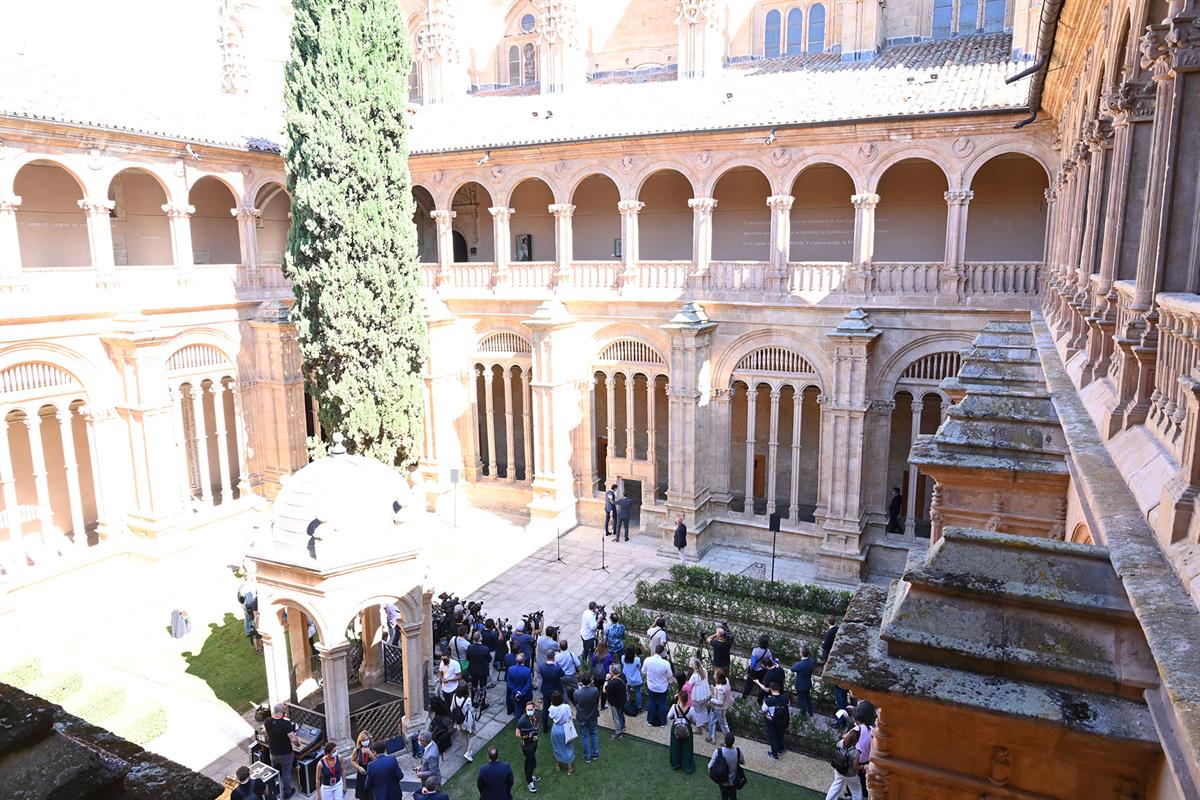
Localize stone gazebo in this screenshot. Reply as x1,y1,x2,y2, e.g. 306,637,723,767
247,434,431,750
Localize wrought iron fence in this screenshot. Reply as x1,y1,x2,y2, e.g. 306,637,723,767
383,642,404,687
347,640,364,684
285,702,327,735
349,697,406,742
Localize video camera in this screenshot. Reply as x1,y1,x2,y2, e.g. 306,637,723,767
522,609,544,633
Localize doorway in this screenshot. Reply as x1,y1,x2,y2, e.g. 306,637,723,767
596,437,608,488
452,230,468,262
621,478,642,523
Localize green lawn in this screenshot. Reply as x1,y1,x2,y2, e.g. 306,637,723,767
441,722,822,800
182,612,269,714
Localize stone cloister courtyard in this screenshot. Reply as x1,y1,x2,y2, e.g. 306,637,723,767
0,490,838,795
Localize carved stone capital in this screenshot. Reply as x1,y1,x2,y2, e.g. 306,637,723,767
688,197,717,212
617,199,645,215
868,399,896,414
430,209,456,224
488,206,515,222
1165,13,1200,75
1140,24,1173,81
766,194,795,212
1044,187,1058,204
547,203,576,218
944,190,974,206
78,197,116,216
161,203,196,219
851,192,880,210
0,195,21,213
1110,76,1156,123
231,205,262,221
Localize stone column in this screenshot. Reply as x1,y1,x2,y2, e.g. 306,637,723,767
523,368,534,482
647,375,657,478
260,612,293,708
789,387,803,526
663,302,718,535
606,372,617,477
78,198,116,285
232,206,261,271
903,400,924,540
80,407,111,532
21,409,55,545
190,382,214,504
688,198,717,277
0,417,23,567
503,366,516,481
589,377,600,490
850,193,879,296
248,304,308,498
55,406,87,547
162,203,196,274
767,195,794,293
287,608,315,697
942,190,973,296
524,300,582,530
431,209,456,288
483,367,497,478
420,297,471,498
0,195,24,288
210,381,234,503
549,203,575,287
359,608,383,688
625,373,636,461
400,622,429,734
816,308,880,585
766,388,782,516
467,367,483,482
316,642,353,749
228,382,252,495
617,199,644,288
743,385,758,518
489,206,514,287
708,388,733,512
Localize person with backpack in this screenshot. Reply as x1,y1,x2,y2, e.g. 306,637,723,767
451,684,477,762
744,636,773,698
824,728,864,800
621,645,644,714
686,659,712,738
761,682,790,761
230,765,268,800
707,668,734,743
707,732,747,800
555,638,581,701
318,743,345,800
603,663,627,739
666,690,700,773
647,617,669,653
605,613,626,656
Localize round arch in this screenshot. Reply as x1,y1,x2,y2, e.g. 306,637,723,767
188,176,241,265
106,167,174,266
873,157,950,262
713,329,830,391
874,334,973,399
185,170,243,201
866,149,953,193
499,171,563,208
700,158,781,197
100,163,179,206
961,142,1054,189
5,154,89,197
591,323,672,367
12,160,91,269
265,593,332,645
632,162,699,199
0,343,113,410
711,165,773,262
244,175,289,209
788,160,857,262
448,181,495,263
571,173,622,261
505,176,557,262
783,154,863,195
164,328,242,375
566,167,628,202
964,151,1050,263
475,326,534,356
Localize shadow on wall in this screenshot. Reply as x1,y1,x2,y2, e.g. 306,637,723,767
181,612,269,715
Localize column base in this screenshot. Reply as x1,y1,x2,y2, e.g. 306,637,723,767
815,545,866,586
403,710,430,738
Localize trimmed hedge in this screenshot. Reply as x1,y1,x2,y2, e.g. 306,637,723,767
635,580,828,639
616,603,812,666
669,564,851,616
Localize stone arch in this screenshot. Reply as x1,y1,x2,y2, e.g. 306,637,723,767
592,323,671,368
873,156,950,262
188,176,241,265
783,154,863,196
964,151,1050,262
265,592,332,645
0,343,113,411
477,328,533,355
788,160,858,262
570,173,622,260
5,154,89,197
99,163,180,206
185,170,243,201
499,171,563,208
448,180,495,263
961,141,1054,189
566,167,628,202
244,174,289,209
632,162,699,199
12,159,91,268
713,329,829,391
504,176,558,261
711,164,774,261
874,334,973,399
866,148,953,192
700,158,781,197
164,329,242,376
636,168,696,261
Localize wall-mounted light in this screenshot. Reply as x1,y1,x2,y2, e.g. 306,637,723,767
764,128,777,145
478,150,491,165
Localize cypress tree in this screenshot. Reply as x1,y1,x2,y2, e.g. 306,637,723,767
283,0,426,466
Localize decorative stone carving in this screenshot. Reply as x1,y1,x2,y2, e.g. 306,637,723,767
86,147,105,170
541,0,579,46
989,746,1010,785
1140,24,1173,81
851,193,879,209
697,151,712,167
868,399,895,414
488,165,504,183
1109,76,1156,123
770,147,791,167
77,198,116,216
0,196,22,213
676,0,717,25
857,142,878,162
1165,13,1200,74
617,200,644,215
553,160,569,176
433,170,445,184
620,154,637,172
416,0,459,63
161,203,196,219
952,137,974,157
944,190,974,206
219,0,250,93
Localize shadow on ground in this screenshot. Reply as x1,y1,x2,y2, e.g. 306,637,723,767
181,612,267,714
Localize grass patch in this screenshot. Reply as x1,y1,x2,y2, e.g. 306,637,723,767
440,721,822,800
35,672,84,705
118,704,169,746
71,687,126,724
0,658,42,688
182,612,267,714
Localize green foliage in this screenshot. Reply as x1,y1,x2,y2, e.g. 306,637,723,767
634,579,829,639
73,688,126,724
726,695,839,758
182,613,268,713
0,658,42,688
668,565,851,616
120,704,169,746
284,0,427,467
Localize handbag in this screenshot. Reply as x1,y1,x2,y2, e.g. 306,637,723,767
562,717,578,744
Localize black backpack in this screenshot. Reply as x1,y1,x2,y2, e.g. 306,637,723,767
830,745,855,775
708,751,730,784
451,698,467,725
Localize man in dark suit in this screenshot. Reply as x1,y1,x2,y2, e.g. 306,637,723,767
506,652,533,723
604,483,617,535
477,747,515,800
672,515,687,563
790,645,815,716
364,741,404,800
819,617,839,662
614,492,634,541
887,486,904,533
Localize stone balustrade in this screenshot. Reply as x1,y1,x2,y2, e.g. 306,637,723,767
872,262,942,294
962,261,1043,296
1150,293,1200,459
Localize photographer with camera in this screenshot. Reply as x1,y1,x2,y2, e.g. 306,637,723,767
579,602,600,662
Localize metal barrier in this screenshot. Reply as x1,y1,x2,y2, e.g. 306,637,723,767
382,642,404,687
349,697,406,742
285,702,327,735
347,640,364,684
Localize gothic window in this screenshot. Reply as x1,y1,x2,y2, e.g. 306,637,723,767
509,45,521,86
932,0,953,38
983,0,1006,31
520,13,536,33
408,63,422,102
765,9,782,57
807,4,825,53
522,42,537,85
786,8,804,55
958,0,980,32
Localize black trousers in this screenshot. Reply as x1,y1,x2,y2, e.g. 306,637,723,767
615,517,630,539
719,786,738,800
522,748,537,783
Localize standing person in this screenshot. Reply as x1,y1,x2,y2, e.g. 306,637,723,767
415,731,441,788
547,690,577,775
707,668,733,743
761,682,790,761
707,625,732,673
318,743,345,800
350,730,375,800
687,659,712,740
744,636,773,698
824,728,864,800
819,617,839,662
647,617,669,654
591,640,613,707
579,602,599,662
363,740,404,800
512,623,535,665
418,776,449,800
437,652,461,708
791,646,815,716
673,515,688,562
642,644,673,726
506,653,532,722
384,602,401,646
614,492,634,541
264,703,300,799
482,618,500,655
555,639,581,700
451,684,477,762
536,626,558,668
707,732,746,800
449,625,472,674
477,747,514,800
538,651,565,733
604,483,617,536
604,663,628,739
853,701,876,799
886,487,904,534
467,632,492,703
605,614,626,656
756,656,786,705
231,765,269,800
666,690,700,773
514,699,541,794
621,645,644,714
573,673,601,763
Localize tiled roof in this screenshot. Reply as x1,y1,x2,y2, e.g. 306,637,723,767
408,33,1030,155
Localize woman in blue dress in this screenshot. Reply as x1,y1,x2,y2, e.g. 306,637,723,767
547,690,577,775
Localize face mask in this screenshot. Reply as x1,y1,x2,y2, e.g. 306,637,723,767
527,709,535,717
362,740,369,748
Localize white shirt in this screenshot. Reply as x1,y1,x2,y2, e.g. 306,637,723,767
438,659,461,693
643,654,673,693
384,603,400,627
856,723,873,761
580,609,598,640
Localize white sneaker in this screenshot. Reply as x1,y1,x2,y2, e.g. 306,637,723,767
527,782,538,793
465,752,474,762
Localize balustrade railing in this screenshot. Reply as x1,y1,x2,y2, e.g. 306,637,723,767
572,261,621,289
963,261,1042,295
872,262,941,295
445,262,493,289
1150,293,1200,458
789,262,850,295
706,261,770,291
419,263,439,286
508,261,555,289
637,261,690,290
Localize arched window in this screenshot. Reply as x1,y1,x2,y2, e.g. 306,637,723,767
932,0,953,38
523,42,537,85
807,4,826,53
508,45,520,86
408,63,422,102
983,0,1006,31
958,0,980,32
786,8,804,55
765,9,782,58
